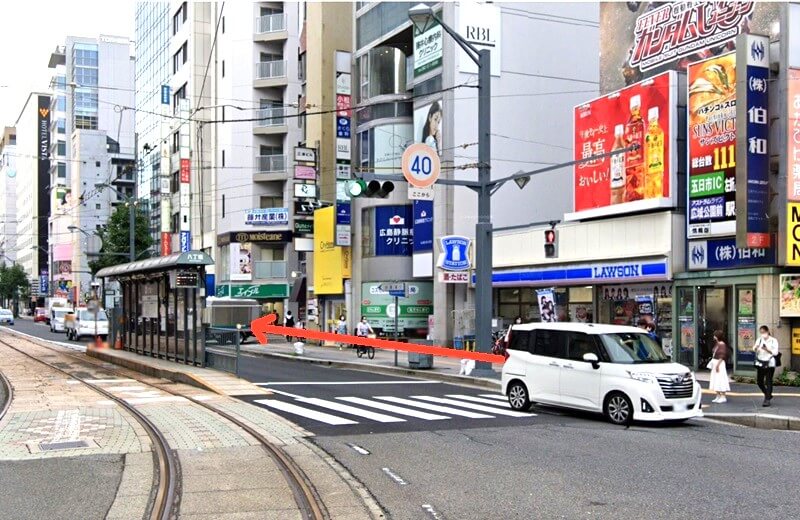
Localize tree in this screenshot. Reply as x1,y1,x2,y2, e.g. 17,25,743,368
0,264,30,312
88,204,154,275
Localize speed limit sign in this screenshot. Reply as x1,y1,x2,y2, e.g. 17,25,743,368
402,143,441,189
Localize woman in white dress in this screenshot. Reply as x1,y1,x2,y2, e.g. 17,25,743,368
709,330,731,403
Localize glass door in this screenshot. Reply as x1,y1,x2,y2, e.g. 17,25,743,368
697,287,731,370
677,287,695,367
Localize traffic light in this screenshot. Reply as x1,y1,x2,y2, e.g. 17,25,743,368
347,179,394,198
544,229,557,258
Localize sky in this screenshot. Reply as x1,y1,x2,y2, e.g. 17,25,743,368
0,1,136,127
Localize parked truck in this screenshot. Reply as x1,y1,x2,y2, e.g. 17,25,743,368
44,297,68,325
65,308,109,341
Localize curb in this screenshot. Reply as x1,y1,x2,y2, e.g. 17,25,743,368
86,347,222,394
703,412,800,431
240,348,503,391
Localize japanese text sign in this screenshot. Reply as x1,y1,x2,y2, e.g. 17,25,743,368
375,205,413,257
788,69,800,202
573,71,674,219
735,34,770,248
688,53,737,239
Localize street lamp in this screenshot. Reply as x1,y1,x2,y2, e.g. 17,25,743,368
409,4,495,371
94,183,137,262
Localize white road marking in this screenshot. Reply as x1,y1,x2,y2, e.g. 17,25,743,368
52,410,81,442
411,396,532,417
254,399,358,425
422,504,444,520
348,443,370,455
447,394,537,415
254,380,439,386
338,397,450,420
374,396,494,419
382,467,408,485
479,394,508,401
297,397,405,423
265,388,303,399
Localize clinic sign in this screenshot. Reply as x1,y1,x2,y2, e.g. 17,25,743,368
735,34,770,248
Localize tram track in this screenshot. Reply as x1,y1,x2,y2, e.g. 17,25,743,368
0,333,329,520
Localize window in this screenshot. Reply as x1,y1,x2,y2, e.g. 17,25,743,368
222,194,225,218
75,115,97,129
222,60,225,78
57,163,66,178
57,141,66,156
171,212,179,233
96,203,102,210
599,333,670,364
173,83,186,108
56,119,66,134
95,161,101,167
532,330,567,358
221,150,225,167
567,333,599,361
222,16,225,34
172,42,187,73
508,330,531,352
173,2,187,34
260,6,283,16
259,196,282,208
171,132,180,154
57,96,66,112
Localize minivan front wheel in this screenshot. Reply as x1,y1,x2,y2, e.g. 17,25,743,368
507,381,531,411
604,392,633,425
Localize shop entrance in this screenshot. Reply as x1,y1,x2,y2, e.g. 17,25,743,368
696,287,731,370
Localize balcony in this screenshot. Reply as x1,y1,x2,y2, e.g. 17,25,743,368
254,154,287,182
254,60,287,88
254,261,287,280
254,14,287,42
253,107,287,135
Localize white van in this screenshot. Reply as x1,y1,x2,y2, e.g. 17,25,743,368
501,322,702,425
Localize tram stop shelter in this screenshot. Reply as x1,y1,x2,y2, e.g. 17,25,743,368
96,251,214,366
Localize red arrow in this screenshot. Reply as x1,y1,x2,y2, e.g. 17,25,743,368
251,314,506,364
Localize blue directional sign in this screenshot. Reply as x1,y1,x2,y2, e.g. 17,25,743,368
336,117,351,138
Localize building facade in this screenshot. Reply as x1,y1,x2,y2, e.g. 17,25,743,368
47,35,136,303
351,2,601,343
13,93,51,305
0,127,18,266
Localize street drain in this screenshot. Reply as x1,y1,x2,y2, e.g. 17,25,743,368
39,440,90,451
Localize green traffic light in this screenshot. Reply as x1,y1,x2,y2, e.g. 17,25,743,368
347,179,367,197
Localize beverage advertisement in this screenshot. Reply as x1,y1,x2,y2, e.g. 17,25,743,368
687,53,737,239
572,71,675,219
599,2,780,94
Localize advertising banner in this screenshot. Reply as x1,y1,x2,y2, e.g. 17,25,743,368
458,1,501,76
572,71,675,219
412,200,433,252
375,205,413,257
599,2,780,93
179,230,191,253
780,275,800,317
294,165,316,180
536,289,558,322
360,281,433,332
735,34,770,248
789,69,800,201
687,237,774,271
413,15,442,77
245,208,289,226
313,206,344,295
687,53,737,238
374,124,414,174
414,101,443,156
229,242,252,282
335,202,351,226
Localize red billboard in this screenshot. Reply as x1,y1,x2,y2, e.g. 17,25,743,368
572,71,675,219
180,158,190,184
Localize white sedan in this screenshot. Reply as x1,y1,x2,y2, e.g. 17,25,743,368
0,309,14,325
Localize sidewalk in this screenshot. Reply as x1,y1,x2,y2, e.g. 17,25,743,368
244,336,800,430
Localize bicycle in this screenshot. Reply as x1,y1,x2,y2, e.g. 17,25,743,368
355,340,375,359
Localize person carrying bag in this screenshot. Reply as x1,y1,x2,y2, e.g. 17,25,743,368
753,325,780,407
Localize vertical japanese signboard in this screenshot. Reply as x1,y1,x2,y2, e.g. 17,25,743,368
571,71,675,220
787,69,800,202
334,51,352,248
179,99,191,252
687,53,737,239
735,34,770,248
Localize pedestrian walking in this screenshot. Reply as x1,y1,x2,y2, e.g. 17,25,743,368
708,330,730,403
284,311,295,341
753,325,779,407
336,315,347,350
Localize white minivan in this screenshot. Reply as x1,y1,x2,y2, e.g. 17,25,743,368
501,322,703,425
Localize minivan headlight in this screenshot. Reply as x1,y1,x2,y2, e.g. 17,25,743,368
627,371,658,384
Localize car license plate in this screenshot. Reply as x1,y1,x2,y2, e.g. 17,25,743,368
674,402,687,412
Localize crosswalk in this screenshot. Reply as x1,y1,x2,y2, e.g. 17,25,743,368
254,393,535,427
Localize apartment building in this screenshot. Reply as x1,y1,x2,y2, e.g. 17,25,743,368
47,35,136,302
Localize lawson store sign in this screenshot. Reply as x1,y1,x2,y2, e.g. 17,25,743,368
487,259,669,287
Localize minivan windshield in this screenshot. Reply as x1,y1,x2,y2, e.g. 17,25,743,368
79,310,108,321
600,332,670,364
53,309,70,318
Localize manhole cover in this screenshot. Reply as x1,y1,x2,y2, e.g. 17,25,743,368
39,440,90,451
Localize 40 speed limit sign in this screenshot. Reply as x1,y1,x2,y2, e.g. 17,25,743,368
402,143,441,189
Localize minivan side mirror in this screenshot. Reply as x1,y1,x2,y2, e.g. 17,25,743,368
583,352,600,369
